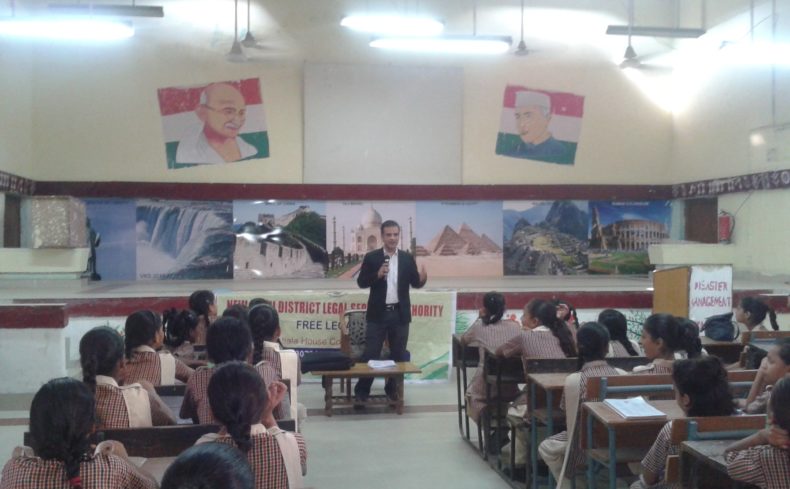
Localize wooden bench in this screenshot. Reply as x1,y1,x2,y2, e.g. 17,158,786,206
740,331,790,368
669,415,766,488
22,419,297,458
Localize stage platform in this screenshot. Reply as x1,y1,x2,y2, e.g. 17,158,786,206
1,275,787,319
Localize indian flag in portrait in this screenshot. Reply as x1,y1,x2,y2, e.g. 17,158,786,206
495,85,585,165
157,78,269,170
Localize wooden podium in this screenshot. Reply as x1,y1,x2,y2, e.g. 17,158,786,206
652,265,733,321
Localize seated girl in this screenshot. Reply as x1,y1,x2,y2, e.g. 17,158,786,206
631,356,735,489
0,377,157,489
163,308,204,365
539,322,625,488
80,326,175,428
726,376,790,489
496,298,577,359
460,292,522,424
189,289,217,345
197,361,307,489
124,310,194,385
634,314,701,374
598,309,641,357
180,317,287,424
554,299,580,346
736,296,780,333
161,443,254,489
674,318,709,359
737,338,790,414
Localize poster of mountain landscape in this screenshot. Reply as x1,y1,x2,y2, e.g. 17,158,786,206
136,200,235,280
587,200,672,274
233,201,327,279
503,200,589,275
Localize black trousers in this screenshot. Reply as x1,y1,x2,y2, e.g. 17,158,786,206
354,309,409,396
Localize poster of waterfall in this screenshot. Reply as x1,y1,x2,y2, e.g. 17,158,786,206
84,199,137,281
503,200,589,275
588,200,672,274
415,201,503,277
233,201,327,279
136,200,235,280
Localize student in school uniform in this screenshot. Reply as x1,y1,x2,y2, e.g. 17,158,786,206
630,356,735,489
222,303,251,324
161,443,254,489
539,322,625,488
124,310,194,386
0,377,157,489
197,361,307,489
248,304,304,427
460,292,522,424
633,314,701,374
725,377,790,489
737,338,790,414
735,296,780,333
80,326,176,429
496,299,577,467
189,289,217,345
496,298,578,360
163,308,203,364
554,299,580,347
180,317,288,424
598,309,641,357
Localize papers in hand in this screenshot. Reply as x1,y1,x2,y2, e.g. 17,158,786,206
603,397,667,420
367,360,397,369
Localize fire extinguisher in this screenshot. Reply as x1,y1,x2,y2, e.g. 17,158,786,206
718,211,734,243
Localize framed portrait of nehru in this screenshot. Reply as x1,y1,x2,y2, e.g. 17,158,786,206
495,85,584,165
158,78,269,169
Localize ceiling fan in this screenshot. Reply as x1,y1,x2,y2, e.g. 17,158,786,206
225,0,247,62
618,0,671,73
514,0,528,56
240,0,264,49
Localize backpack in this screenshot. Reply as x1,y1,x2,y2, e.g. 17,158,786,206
701,312,740,342
300,351,353,373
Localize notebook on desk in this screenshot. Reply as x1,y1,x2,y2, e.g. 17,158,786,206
604,397,668,420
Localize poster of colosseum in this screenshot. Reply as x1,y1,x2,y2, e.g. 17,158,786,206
503,200,589,275
233,201,327,279
588,200,672,274
415,201,503,277
324,201,417,279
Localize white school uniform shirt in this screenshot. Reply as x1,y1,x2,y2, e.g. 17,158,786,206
385,249,399,305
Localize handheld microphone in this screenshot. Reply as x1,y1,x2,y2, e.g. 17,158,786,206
383,257,390,277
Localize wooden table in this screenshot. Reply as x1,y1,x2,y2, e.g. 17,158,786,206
681,440,759,489
527,372,567,489
311,362,422,415
583,399,685,489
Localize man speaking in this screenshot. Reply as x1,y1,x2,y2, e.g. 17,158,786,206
354,219,428,402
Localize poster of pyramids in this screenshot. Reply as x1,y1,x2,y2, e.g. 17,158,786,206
324,201,417,279
503,200,589,275
233,201,327,279
416,201,503,277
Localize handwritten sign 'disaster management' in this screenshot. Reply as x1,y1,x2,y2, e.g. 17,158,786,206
688,265,733,323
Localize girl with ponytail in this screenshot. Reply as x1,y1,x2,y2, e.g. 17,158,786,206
163,308,203,363
460,292,522,423
0,377,156,489
124,309,194,386
189,289,217,345
498,298,577,359
598,309,641,357
197,362,307,489
736,296,780,332
633,314,686,374
79,326,175,429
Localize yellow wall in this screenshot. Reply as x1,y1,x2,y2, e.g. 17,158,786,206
23,43,673,185
0,42,34,178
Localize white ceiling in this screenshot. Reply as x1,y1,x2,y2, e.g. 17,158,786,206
4,0,784,66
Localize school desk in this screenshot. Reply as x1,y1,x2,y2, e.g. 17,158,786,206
680,440,759,489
